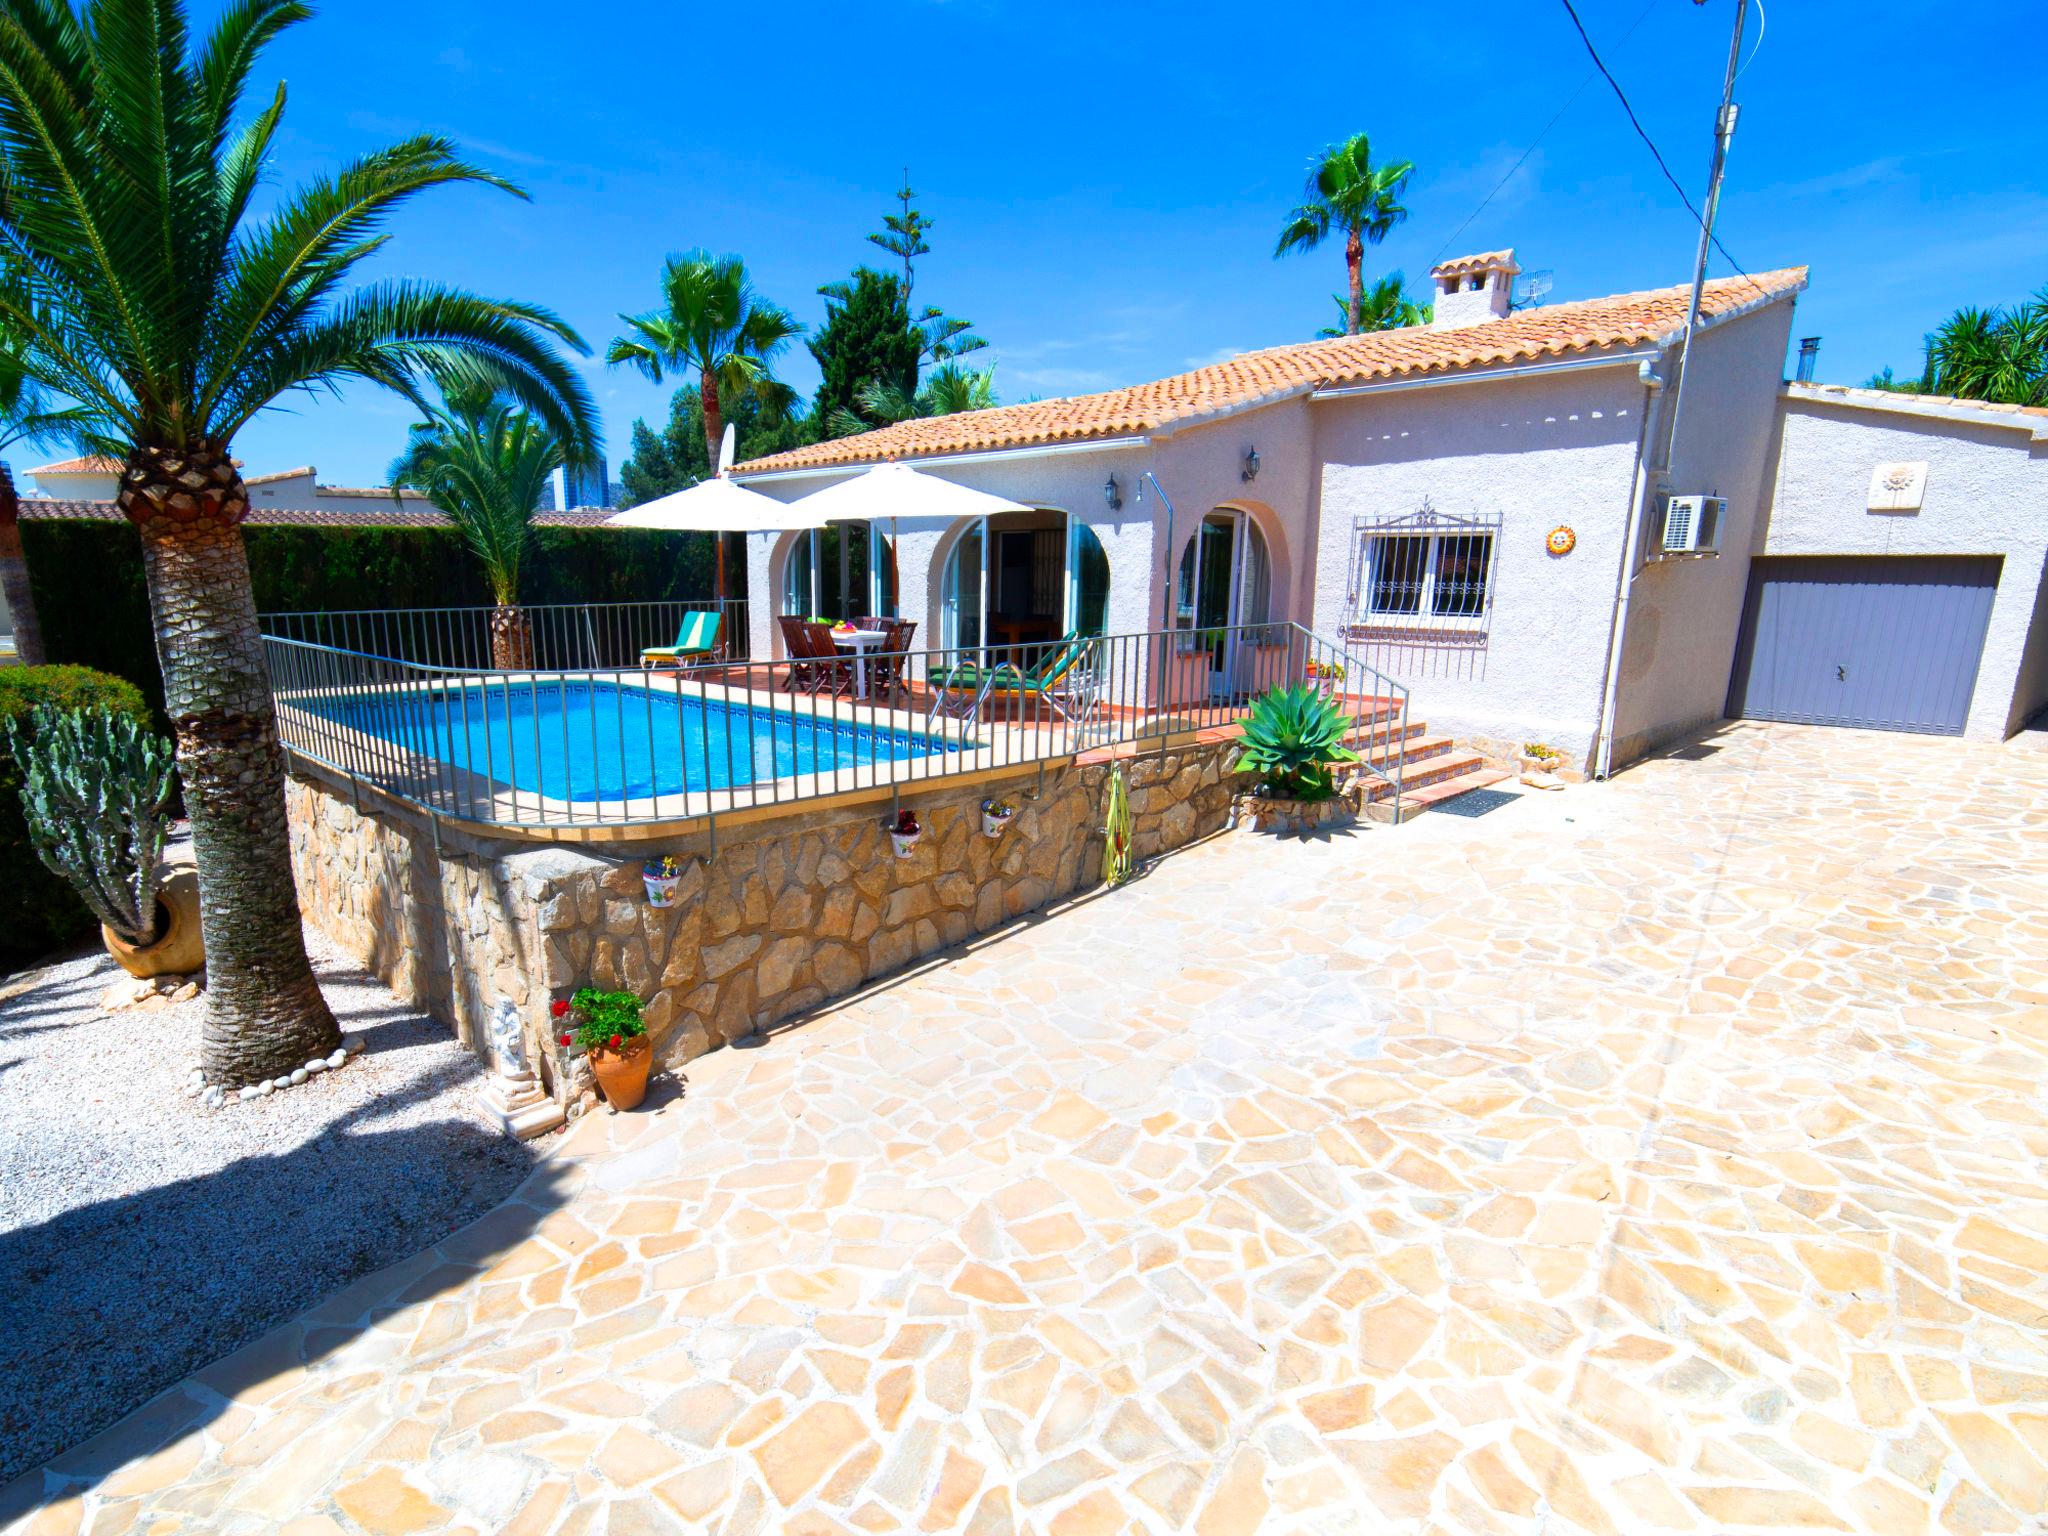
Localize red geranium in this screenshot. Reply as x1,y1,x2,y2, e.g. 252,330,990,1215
608,1033,623,1050
550,998,571,1018
558,1032,571,1047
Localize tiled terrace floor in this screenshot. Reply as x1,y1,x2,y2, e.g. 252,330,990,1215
8,721,2048,1535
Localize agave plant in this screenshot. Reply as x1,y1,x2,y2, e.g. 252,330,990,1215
6,704,177,943
1232,684,1361,802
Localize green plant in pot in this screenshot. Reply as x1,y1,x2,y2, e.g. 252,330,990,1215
1232,684,1361,802
6,704,199,977
555,987,652,1111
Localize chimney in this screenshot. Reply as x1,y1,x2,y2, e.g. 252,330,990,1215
1429,249,1519,329
1795,336,1821,383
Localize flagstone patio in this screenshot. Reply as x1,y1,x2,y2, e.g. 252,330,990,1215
6,719,2047,1536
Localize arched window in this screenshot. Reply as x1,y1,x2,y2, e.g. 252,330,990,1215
942,510,1110,652
1070,521,1110,636
780,532,816,617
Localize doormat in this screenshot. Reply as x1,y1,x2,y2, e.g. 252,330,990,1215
1431,788,1520,818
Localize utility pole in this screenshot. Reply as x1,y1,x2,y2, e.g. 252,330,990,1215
1658,0,1750,475
1596,0,1750,782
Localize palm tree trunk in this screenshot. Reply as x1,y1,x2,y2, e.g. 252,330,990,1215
120,444,339,1085
0,465,46,666
702,368,727,601
1345,227,1365,336
489,604,533,669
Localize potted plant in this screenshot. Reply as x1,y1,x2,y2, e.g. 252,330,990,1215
1304,657,1346,697
6,703,202,977
1518,741,1566,775
642,853,683,907
981,796,1016,839
555,988,651,1111
889,808,922,858
1231,684,1363,835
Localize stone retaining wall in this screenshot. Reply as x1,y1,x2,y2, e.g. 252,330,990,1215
286,740,1243,1093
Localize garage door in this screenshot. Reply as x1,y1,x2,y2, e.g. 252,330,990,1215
1726,556,2000,735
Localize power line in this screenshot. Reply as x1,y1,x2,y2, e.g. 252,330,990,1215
1556,0,1751,279
1431,0,1659,266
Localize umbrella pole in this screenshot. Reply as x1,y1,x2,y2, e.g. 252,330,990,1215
714,534,727,604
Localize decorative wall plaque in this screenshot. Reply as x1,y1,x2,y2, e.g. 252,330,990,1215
1867,460,1928,513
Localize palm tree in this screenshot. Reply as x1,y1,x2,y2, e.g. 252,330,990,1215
1275,134,1416,336
0,0,597,1086
1316,273,1431,339
391,386,565,667
1923,291,2048,405
607,252,800,597
827,362,996,438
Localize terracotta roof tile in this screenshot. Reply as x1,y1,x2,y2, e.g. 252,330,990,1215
1430,249,1519,276
25,455,121,476
18,498,622,530
738,267,1808,475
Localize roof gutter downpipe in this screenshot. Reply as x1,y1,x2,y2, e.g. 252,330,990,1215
1592,358,1668,781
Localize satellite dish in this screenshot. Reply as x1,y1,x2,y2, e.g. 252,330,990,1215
1511,270,1554,311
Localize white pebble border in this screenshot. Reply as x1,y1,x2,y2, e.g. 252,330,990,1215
184,1032,365,1110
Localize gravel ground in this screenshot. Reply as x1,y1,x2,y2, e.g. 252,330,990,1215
0,927,552,1483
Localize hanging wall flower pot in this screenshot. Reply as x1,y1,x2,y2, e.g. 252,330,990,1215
981,797,1016,840
889,810,922,859
641,854,683,907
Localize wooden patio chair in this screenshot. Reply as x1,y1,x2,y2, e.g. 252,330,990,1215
868,620,917,702
777,615,819,692
801,620,855,698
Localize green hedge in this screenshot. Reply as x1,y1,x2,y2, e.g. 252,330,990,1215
21,519,726,718
0,665,152,968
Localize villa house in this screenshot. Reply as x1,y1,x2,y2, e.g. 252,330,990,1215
736,251,2048,772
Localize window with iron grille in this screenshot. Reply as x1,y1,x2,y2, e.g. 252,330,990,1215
1363,531,1495,622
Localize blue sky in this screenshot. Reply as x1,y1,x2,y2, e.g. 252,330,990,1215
227,0,2048,488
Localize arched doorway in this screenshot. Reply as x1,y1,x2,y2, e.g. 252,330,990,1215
779,523,897,622
1174,508,1275,699
940,509,1110,655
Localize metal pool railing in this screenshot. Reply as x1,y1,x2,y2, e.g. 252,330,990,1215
260,597,755,671
257,614,1409,833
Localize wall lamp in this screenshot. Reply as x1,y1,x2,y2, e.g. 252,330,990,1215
1103,474,1122,510
1241,446,1260,482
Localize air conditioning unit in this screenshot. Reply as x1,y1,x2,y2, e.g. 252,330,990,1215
1660,494,1725,556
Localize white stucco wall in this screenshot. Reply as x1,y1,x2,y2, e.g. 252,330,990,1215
1308,364,1650,764
1609,300,1798,762
739,396,1325,709
1757,391,2048,738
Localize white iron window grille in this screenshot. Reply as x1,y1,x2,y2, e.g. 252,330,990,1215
1347,502,1501,641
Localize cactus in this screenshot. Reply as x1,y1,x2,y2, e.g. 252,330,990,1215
5,704,177,943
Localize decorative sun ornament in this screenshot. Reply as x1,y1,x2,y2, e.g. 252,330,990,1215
1546,526,1576,556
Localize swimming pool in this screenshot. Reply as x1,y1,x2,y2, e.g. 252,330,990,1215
299,679,964,801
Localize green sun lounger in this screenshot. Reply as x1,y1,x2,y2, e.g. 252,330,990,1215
639,610,722,669
930,634,1099,722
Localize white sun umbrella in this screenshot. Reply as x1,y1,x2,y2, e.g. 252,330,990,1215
604,467,829,606
791,461,1032,624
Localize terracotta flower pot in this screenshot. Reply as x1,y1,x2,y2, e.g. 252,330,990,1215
589,1034,652,1111
102,865,205,979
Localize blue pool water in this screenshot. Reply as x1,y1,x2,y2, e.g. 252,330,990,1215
302,679,962,801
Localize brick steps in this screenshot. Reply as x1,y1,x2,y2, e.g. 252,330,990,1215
1366,767,1515,823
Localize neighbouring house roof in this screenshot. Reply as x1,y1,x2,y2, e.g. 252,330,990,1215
25,454,121,476
1784,380,2048,436
244,465,318,485
18,499,622,530
737,267,1809,476
1430,249,1519,277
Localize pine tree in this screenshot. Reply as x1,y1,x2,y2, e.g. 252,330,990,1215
809,269,922,439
